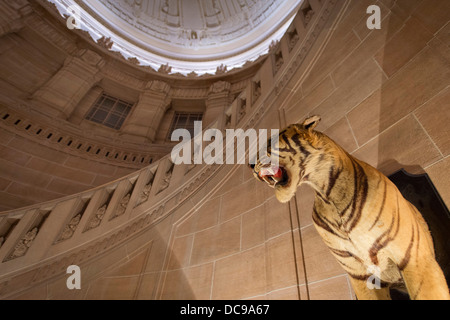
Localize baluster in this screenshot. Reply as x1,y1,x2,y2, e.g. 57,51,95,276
0,217,20,250
55,197,91,243
157,160,175,194
84,188,115,232
135,167,157,207
110,175,139,220
2,207,54,263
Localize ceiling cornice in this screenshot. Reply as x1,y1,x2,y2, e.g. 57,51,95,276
47,0,303,76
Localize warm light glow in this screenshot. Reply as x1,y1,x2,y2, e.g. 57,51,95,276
48,0,302,75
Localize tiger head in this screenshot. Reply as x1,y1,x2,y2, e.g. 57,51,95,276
250,115,322,203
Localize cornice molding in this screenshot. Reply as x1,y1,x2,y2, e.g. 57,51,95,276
40,0,301,77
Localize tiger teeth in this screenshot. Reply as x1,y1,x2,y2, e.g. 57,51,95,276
261,176,275,188
272,175,281,182
262,176,272,184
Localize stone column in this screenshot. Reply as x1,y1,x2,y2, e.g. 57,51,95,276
204,81,231,130
121,80,171,143
0,0,31,37
32,49,105,119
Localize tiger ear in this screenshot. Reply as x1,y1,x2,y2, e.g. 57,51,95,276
302,115,321,131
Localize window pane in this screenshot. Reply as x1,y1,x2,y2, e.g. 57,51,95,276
105,114,120,127
85,93,133,130
114,102,129,114
177,115,188,126
168,112,204,140
92,109,108,122
102,97,115,108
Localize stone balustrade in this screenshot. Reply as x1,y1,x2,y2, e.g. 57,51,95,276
0,149,221,291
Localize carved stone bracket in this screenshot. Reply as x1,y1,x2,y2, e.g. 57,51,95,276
209,81,231,95
147,80,171,95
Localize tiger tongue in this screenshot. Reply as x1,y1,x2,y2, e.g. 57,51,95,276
260,166,282,180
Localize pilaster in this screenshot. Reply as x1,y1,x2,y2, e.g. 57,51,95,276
121,80,171,143
204,81,231,130
68,86,104,125
32,49,105,119
0,0,32,37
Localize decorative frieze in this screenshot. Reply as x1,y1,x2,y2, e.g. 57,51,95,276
102,64,146,90
147,80,171,94
209,81,231,95
171,87,209,100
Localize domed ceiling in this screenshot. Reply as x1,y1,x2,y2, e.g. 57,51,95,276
49,0,303,76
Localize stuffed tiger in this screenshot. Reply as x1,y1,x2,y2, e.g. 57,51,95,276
251,115,450,300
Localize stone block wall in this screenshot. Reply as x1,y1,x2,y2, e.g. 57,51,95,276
0,126,135,211
284,0,449,208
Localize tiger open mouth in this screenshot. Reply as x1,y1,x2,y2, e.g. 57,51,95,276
257,165,289,188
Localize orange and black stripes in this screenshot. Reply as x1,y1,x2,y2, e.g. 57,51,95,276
369,179,387,231
312,207,347,240
344,158,369,233
398,225,414,270
369,192,401,265
251,118,450,299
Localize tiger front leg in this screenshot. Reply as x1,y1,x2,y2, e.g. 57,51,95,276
348,277,391,300
400,257,450,300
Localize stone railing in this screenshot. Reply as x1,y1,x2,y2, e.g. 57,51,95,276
0,145,225,295
0,0,340,298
